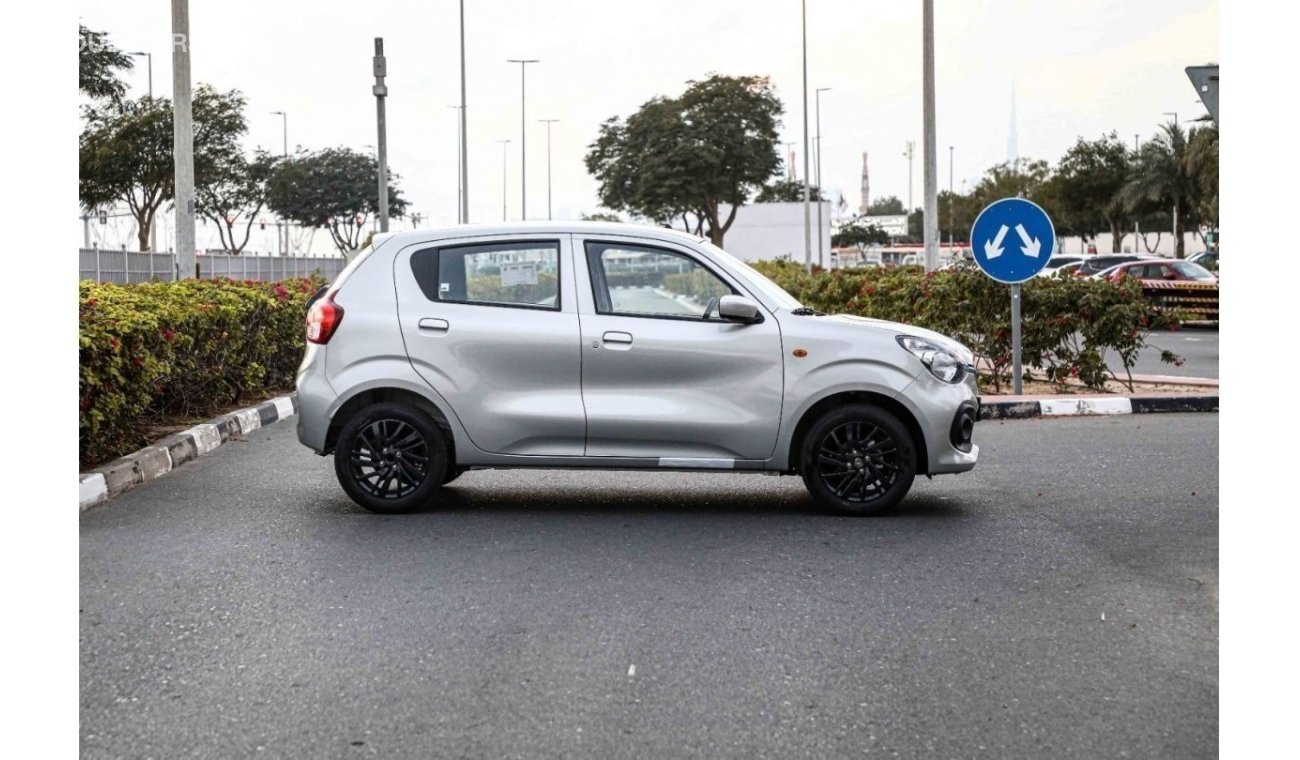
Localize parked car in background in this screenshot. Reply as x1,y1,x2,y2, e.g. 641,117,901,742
1102,258,1218,285
296,222,980,517
1189,251,1219,271
1076,253,1161,278
1043,255,1083,270
1035,261,1083,278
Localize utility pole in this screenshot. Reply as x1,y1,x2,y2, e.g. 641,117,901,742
904,140,915,215
374,38,390,232
539,119,559,220
171,0,195,278
922,0,939,272
1133,133,1140,254
449,106,464,223
459,0,469,224
497,139,511,221
815,87,831,268
506,59,539,220
801,0,811,273
1163,111,1179,256
948,145,954,254
271,111,289,253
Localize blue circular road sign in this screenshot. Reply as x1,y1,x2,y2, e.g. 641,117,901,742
969,198,1056,284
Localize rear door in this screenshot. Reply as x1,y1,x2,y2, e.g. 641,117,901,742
393,236,585,456
573,235,784,462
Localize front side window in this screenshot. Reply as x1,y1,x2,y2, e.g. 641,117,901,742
1170,261,1217,281
411,240,560,309
585,242,733,320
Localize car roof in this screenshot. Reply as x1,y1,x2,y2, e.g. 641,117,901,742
374,221,707,249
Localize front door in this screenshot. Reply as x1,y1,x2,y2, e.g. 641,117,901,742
575,237,784,462
394,236,585,456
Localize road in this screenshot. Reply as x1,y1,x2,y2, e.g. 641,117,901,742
81,415,1218,758
1111,326,1218,379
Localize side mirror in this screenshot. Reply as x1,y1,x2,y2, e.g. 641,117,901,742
718,294,763,324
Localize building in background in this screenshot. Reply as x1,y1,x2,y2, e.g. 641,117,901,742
673,202,831,263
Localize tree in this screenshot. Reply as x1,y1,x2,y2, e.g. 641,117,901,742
864,196,906,216
1042,133,1131,251
1119,123,1199,258
937,190,981,243
755,179,823,203
195,150,276,255
267,147,408,255
586,74,783,246
1186,125,1219,242
79,25,134,102
581,211,623,222
79,86,248,251
832,219,891,253
970,158,1052,208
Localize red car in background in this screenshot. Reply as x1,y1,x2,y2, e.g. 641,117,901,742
1100,258,1219,324
1101,258,1218,284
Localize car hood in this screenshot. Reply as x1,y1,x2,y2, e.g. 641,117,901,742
820,314,974,364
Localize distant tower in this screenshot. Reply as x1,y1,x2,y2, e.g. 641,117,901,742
1007,86,1020,166
859,152,870,215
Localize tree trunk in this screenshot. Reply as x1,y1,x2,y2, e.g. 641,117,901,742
1173,200,1184,258
1109,221,1123,253
136,211,151,252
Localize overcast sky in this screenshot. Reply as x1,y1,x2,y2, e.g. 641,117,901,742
80,0,1217,247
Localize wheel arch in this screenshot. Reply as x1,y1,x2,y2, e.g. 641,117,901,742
325,385,458,466
786,390,929,476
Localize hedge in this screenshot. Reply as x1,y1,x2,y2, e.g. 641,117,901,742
750,260,1183,393
79,277,323,468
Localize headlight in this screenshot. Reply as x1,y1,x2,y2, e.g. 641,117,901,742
897,335,966,383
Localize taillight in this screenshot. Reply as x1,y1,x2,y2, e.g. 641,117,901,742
306,292,344,344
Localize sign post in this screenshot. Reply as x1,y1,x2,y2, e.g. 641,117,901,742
970,198,1056,395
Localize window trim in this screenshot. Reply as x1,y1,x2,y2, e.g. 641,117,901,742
411,238,563,312
582,239,741,324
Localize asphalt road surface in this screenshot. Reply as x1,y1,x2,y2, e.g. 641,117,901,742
81,414,1218,758
1110,327,1218,379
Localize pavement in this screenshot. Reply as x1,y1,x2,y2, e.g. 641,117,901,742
81,415,1218,758
1110,327,1218,379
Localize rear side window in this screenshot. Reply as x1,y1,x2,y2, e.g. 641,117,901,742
410,240,561,309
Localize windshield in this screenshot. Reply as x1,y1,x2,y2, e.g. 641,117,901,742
700,241,804,311
1170,261,1217,281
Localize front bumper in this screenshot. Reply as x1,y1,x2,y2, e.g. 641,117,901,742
906,368,981,475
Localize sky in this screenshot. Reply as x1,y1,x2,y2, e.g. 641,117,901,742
78,0,1218,254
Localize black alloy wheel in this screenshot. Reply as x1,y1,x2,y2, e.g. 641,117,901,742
334,402,448,513
800,403,917,515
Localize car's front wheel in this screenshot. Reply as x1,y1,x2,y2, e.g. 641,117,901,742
334,402,449,513
799,403,917,516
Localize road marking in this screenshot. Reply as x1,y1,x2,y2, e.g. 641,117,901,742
628,664,636,677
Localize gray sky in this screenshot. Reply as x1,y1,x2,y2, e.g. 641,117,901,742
80,0,1217,247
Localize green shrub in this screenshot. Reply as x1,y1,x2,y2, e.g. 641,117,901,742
79,277,323,468
751,260,1182,393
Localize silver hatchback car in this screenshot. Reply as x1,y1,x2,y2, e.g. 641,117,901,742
296,222,979,515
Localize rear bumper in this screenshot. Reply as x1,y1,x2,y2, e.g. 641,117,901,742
295,344,335,453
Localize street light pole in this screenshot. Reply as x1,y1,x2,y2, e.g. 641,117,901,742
449,106,464,223
1133,133,1140,253
904,140,915,215
459,0,469,224
127,51,152,98
1163,111,1179,255
271,111,289,254
922,0,939,272
815,87,831,268
373,38,390,233
539,119,559,220
171,0,195,278
948,145,954,254
497,139,512,221
507,59,539,220
784,141,797,181
801,0,811,273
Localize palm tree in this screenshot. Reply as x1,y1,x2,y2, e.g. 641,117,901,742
1120,123,1198,259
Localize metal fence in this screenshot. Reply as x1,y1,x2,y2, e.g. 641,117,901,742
79,248,348,284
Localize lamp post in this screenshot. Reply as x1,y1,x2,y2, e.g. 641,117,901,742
800,0,811,273
784,141,797,181
1133,133,1141,254
126,50,152,98
170,0,195,278
459,0,469,224
497,139,512,221
1163,111,1179,255
904,140,915,214
922,0,939,271
449,106,463,223
539,119,559,220
815,87,831,268
506,59,539,220
271,111,289,254
948,145,954,254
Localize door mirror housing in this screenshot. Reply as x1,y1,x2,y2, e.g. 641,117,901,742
718,294,763,324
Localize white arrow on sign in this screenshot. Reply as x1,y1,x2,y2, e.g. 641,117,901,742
1015,223,1041,258
984,224,1008,259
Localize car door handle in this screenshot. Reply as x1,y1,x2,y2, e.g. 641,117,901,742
602,331,633,345
418,317,450,334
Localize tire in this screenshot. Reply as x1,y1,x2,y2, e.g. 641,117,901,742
799,403,918,516
333,402,450,513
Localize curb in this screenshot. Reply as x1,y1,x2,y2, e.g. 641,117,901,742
979,393,1218,421
79,394,299,512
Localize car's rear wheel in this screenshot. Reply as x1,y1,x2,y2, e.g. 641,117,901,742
799,403,917,516
334,402,449,513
